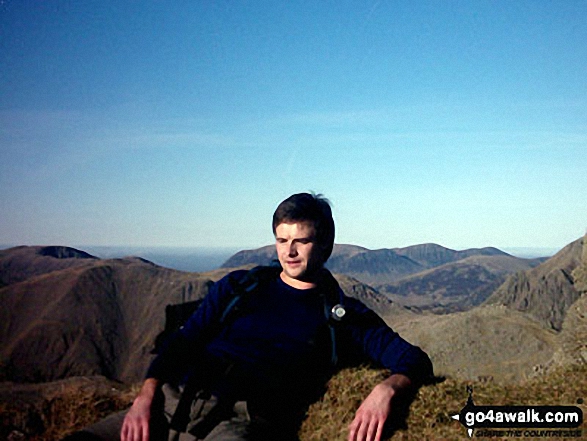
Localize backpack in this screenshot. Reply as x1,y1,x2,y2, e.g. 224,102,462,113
152,265,278,354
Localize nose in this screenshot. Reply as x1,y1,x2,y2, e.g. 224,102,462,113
288,242,298,257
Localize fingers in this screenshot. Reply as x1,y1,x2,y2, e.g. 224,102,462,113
348,413,385,441
121,414,150,441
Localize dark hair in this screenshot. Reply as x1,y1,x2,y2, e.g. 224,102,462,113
272,192,335,261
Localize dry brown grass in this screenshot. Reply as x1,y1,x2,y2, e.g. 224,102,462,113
38,387,137,440
301,364,587,441
1,381,138,440
2,365,585,440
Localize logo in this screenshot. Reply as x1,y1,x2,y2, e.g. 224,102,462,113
452,386,583,438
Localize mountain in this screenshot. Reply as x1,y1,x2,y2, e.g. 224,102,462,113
3,237,584,387
378,236,587,383
393,243,507,268
555,240,587,367
4,238,587,440
330,244,511,285
484,237,583,330
0,247,214,383
327,248,424,286
221,243,367,269
0,246,97,288
222,242,514,286
378,254,543,313
221,243,540,310
0,245,399,384
221,244,276,268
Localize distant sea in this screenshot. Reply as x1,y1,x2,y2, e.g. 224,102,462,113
81,246,558,271
77,246,242,272
502,247,559,259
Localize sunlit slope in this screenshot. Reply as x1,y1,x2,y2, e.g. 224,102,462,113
485,237,583,330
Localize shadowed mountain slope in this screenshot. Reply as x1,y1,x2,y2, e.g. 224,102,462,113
326,248,424,287
378,254,543,313
0,248,214,383
554,237,587,366
0,246,97,288
484,237,583,330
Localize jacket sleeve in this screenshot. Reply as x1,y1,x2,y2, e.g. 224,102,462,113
145,270,248,382
341,296,433,385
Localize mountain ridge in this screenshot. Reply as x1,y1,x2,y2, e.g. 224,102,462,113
221,242,541,310
484,237,583,330
222,242,516,283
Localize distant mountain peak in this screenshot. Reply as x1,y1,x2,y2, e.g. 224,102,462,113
37,246,96,260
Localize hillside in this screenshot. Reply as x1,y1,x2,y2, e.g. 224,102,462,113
3,363,586,440
385,235,587,382
379,254,542,313
551,236,587,368
2,240,580,386
223,243,513,287
484,237,583,330
0,247,214,383
389,305,558,383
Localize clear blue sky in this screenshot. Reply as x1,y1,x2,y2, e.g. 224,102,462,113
1,1,586,252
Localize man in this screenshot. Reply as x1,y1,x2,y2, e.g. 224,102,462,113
75,193,432,441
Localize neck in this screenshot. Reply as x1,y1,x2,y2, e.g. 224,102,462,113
280,271,319,290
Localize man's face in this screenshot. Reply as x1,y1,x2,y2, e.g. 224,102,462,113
275,221,325,288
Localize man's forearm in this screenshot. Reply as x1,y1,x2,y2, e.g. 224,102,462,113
120,378,162,441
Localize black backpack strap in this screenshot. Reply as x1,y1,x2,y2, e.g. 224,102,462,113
169,375,202,432
220,263,281,324
317,269,345,368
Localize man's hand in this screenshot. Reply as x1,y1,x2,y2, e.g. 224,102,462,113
121,378,159,441
348,373,411,441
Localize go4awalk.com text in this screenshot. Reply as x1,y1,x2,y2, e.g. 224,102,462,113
451,386,583,438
